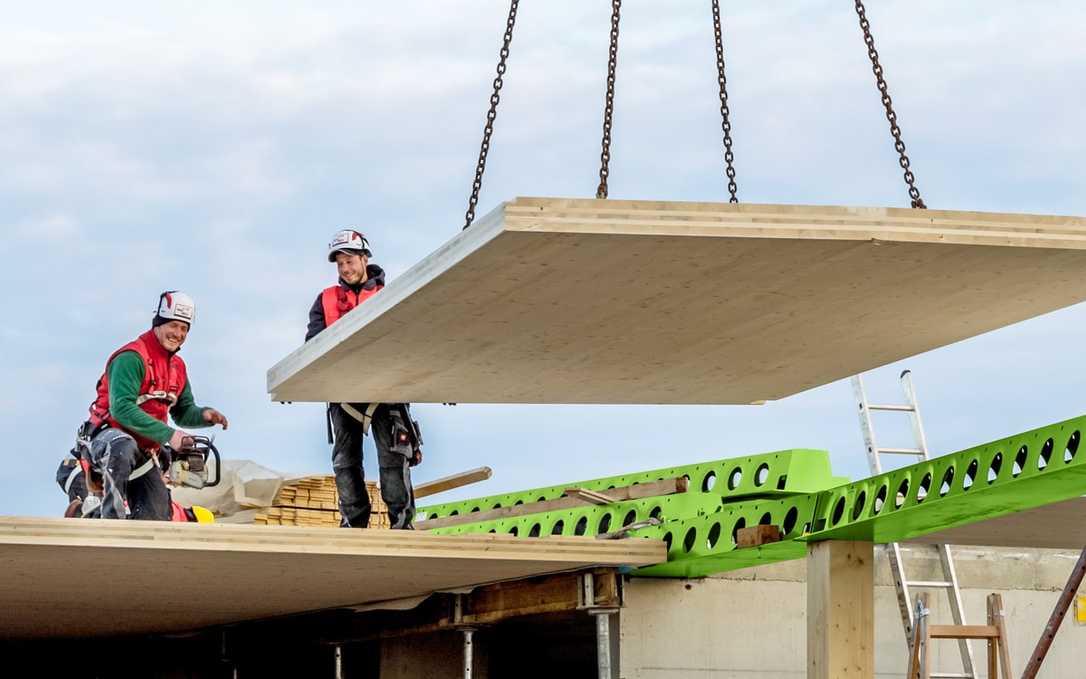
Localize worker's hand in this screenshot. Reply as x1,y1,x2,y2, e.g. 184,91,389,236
168,429,194,452
202,408,229,430
410,448,423,467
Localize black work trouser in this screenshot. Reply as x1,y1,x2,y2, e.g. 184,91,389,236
84,428,171,520
329,403,415,529
55,454,88,503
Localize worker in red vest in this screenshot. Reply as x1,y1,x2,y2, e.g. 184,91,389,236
305,229,420,529
71,291,229,520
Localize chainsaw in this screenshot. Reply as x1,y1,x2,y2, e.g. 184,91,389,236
165,435,222,490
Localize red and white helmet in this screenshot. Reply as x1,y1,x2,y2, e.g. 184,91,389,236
155,290,196,326
327,229,372,262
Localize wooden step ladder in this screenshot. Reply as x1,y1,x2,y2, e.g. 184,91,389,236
908,592,1012,679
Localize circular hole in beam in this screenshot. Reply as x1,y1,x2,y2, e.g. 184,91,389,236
683,527,698,553
754,464,770,487
873,484,887,515
917,473,932,503
783,507,799,535
598,514,612,535
528,523,541,538
574,517,588,536
963,459,978,490
895,478,910,509
623,510,637,527
508,526,518,536
702,471,717,492
727,467,743,491
1039,438,1053,470
852,490,867,520
759,512,772,526
663,532,673,552
831,497,846,526
1066,431,1081,463
707,522,722,550
939,466,954,497
1013,445,1028,477
551,520,565,535
987,452,1003,485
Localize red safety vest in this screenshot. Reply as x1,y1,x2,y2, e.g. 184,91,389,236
321,283,382,327
88,330,188,451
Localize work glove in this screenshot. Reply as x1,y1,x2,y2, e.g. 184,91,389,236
202,408,229,430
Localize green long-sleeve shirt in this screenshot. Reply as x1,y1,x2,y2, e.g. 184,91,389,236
108,351,210,445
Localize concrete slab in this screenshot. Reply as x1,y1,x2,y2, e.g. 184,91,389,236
267,197,1086,404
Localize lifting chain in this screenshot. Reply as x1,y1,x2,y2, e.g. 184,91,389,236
853,0,927,209
463,0,520,230
595,0,622,199
711,0,738,203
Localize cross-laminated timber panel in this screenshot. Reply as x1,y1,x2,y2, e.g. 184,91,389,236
267,197,1086,405
0,517,663,639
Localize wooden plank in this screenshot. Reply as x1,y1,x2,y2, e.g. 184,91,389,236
267,197,1086,405
414,467,493,500
735,524,783,549
0,517,663,639
563,487,618,505
807,540,874,679
928,625,1000,639
417,477,688,530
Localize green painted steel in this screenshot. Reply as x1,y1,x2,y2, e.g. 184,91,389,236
419,448,843,521
425,415,1086,580
802,415,1086,543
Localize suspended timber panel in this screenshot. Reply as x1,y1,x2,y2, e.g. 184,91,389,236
267,197,1086,404
0,517,662,638
907,496,1086,549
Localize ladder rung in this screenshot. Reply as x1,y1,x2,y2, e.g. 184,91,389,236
931,673,974,678
878,447,925,455
906,580,954,588
868,404,916,412
928,624,999,640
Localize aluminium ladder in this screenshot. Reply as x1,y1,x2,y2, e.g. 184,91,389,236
852,370,976,678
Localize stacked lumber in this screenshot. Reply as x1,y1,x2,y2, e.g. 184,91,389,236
253,476,389,528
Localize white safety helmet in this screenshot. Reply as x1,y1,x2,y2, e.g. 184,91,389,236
327,229,372,262
154,290,196,327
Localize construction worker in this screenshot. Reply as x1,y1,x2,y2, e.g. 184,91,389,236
71,291,229,520
306,229,421,529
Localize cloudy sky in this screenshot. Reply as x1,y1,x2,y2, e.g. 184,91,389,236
2,1,1084,517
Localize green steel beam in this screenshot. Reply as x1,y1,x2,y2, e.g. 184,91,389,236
425,415,1086,580
419,448,843,521
802,415,1086,543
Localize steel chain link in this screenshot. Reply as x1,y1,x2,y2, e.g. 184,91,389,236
463,0,520,229
712,0,738,203
596,0,622,199
853,0,926,209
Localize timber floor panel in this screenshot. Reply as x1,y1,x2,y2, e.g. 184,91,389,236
906,496,1086,549
0,517,662,638
267,198,1086,404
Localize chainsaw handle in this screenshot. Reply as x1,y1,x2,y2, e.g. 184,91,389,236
202,437,222,488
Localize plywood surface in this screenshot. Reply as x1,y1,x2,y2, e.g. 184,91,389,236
907,496,1086,549
0,517,663,639
267,198,1086,404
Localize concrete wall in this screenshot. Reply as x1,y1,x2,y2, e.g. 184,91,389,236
620,546,1085,678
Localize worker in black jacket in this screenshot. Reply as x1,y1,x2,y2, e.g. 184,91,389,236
305,229,419,529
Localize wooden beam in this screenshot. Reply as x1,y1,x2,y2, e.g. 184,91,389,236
327,568,622,643
563,487,617,505
807,540,874,679
414,467,493,500
418,477,688,530
928,625,1000,639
